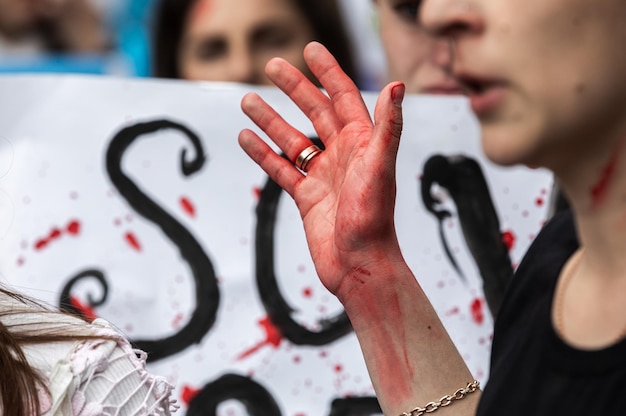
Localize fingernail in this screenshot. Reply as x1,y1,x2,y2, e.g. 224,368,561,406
391,83,405,106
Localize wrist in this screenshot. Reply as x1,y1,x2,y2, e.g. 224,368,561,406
335,249,422,332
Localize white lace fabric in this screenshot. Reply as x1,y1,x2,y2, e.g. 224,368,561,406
0,292,177,416
35,318,177,416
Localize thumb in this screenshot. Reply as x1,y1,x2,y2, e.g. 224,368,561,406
373,82,405,153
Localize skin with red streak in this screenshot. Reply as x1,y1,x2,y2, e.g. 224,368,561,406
590,150,619,209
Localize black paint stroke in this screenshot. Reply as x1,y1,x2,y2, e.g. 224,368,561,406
59,269,108,318
106,119,219,362
420,154,513,316
255,138,352,346
329,397,382,416
187,374,282,416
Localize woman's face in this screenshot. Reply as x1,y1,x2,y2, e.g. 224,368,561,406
375,0,464,94
178,0,315,85
0,0,36,36
421,0,626,170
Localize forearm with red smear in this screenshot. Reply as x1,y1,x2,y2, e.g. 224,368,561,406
339,252,480,416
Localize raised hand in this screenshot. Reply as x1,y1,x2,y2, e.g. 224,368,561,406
239,41,406,303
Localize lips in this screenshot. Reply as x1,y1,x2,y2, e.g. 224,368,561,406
456,73,507,117
421,82,466,95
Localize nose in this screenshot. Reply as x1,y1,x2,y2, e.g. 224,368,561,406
228,49,259,84
430,37,454,68
420,0,483,38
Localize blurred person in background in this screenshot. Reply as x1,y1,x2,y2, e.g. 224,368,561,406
152,0,359,86
0,0,109,54
373,0,463,94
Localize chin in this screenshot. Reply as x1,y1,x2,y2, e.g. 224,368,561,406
480,123,542,168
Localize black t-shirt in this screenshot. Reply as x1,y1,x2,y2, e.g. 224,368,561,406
477,210,626,415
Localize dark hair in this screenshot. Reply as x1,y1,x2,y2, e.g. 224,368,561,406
151,0,359,85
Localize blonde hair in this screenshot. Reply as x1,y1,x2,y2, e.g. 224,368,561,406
0,287,107,416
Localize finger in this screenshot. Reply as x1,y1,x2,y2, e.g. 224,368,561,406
241,92,319,167
303,42,372,127
371,82,405,165
238,129,302,198
265,57,344,145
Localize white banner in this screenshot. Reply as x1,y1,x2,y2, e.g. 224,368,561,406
0,75,551,415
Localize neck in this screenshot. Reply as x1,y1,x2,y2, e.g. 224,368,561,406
556,134,626,281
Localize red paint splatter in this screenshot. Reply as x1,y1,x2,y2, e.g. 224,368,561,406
236,317,283,360
16,257,24,266
591,150,620,209
181,385,200,405
535,197,544,206
172,313,185,329
69,296,98,322
446,306,460,316
124,232,142,252
180,196,196,218
293,355,301,363
66,220,80,235
252,186,262,200
334,364,343,373
33,220,82,251
49,228,62,240
302,287,313,298
501,230,516,251
470,298,484,325
34,239,48,251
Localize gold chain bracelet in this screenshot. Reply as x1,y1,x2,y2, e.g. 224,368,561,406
399,380,480,416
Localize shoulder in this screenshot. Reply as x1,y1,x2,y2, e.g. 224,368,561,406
495,209,578,331
46,319,177,415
